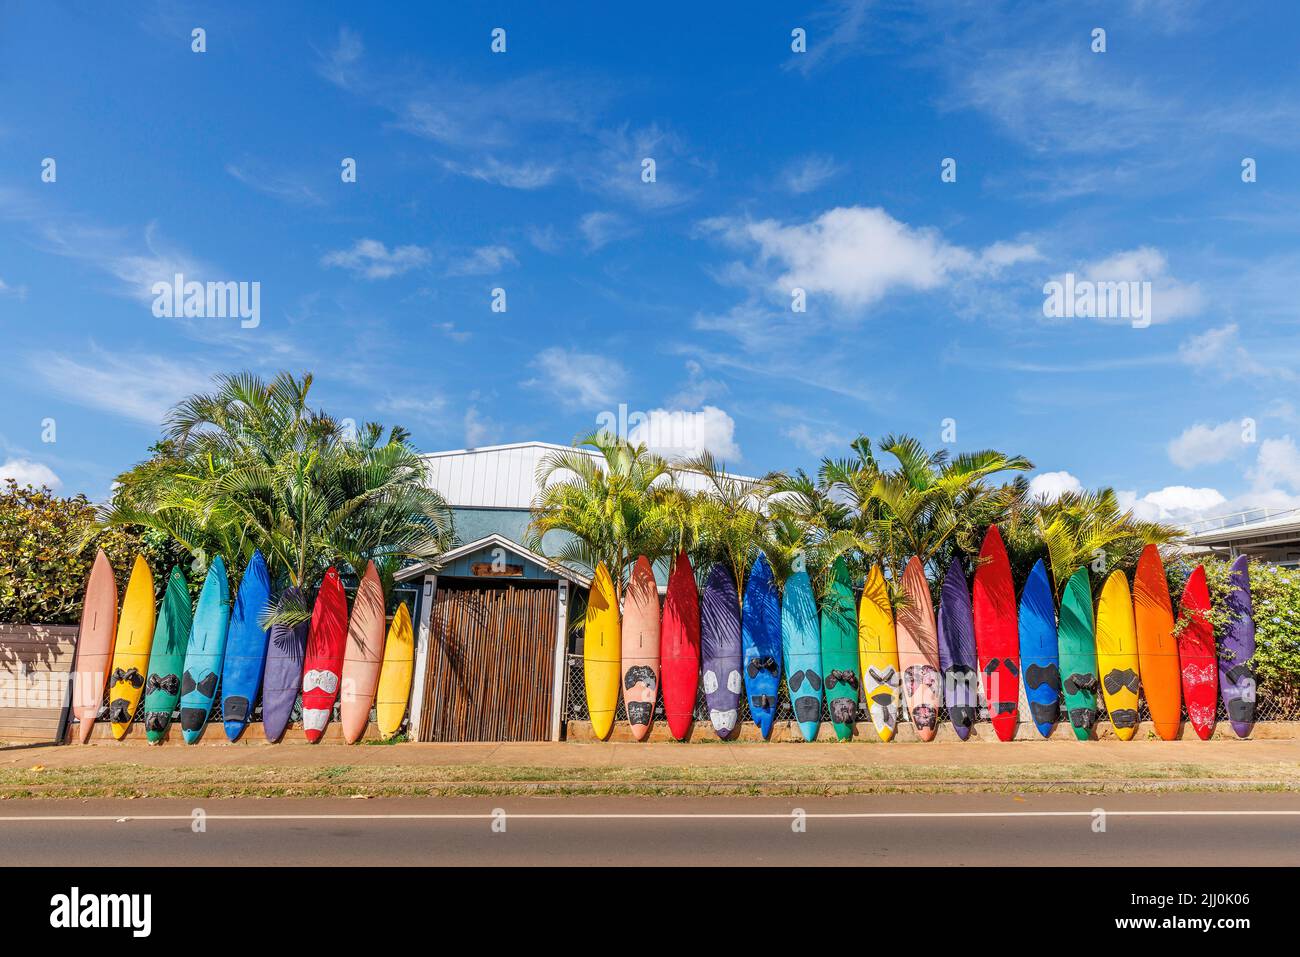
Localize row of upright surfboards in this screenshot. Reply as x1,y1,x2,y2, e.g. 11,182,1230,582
70,550,415,744
584,525,1258,742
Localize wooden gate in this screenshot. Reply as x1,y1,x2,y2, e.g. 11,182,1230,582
418,579,559,742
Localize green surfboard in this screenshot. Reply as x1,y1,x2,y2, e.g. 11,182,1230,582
1058,567,1100,741
820,558,861,740
142,567,193,743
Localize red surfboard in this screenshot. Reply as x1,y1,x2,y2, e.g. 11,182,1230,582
1177,565,1217,740
661,551,701,741
301,567,348,743
973,525,1019,741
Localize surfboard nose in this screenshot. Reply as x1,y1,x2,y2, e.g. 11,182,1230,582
223,720,247,742
953,725,971,741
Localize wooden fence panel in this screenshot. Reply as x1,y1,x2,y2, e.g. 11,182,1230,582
418,580,558,742
0,624,79,745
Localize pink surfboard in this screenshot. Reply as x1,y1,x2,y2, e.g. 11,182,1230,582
71,550,118,743
896,556,942,741
340,561,386,744
621,556,661,741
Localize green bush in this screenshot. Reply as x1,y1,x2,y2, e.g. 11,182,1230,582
0,480,173,625
1173,557,1300,719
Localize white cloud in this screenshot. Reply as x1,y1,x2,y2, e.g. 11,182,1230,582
440,156,560,189
782,155,843,194
1119,485,1228,523
703,206,1040,312
784,423,848,457
446,245,517,277
1081,246,1202,323
1178,323,1289,381
1028,470,1083,501
578,211,632,250
38,220,210,303
0,458,61,490
27,348,211,425
630,406,740,460
0,277,27,299
321,239,431,280
670,360,727,408
464,405,500,447
1249,436,1300,494
526,347,627,409
1168,419,1249,469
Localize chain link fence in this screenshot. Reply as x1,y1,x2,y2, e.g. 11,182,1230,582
563,654,1291,727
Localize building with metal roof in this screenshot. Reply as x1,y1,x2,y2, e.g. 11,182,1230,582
1182,507,1300,566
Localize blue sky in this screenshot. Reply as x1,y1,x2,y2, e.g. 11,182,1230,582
3,1,1300,526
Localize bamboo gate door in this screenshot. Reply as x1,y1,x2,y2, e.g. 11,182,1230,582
417,578,559,741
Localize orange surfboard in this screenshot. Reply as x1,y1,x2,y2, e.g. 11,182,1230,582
621,556,661,740
71,550,118,743
341,561,386,743
1133,545,1182,740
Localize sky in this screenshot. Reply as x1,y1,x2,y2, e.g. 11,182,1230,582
2,1,1300,527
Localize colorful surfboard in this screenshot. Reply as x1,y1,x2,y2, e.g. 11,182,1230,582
220,550,272,742
1018,559,1061,738
261,586,308,743
1133,545,1183,741
858,564,899,741
584,562,621,740
781,567,822,742
1058,567,1100,740
741,553,782,739
70,550,117,743
142,566,192,743
301,567,348,743
1221,555,1257,737
896,557,941,741
341,561,386,743
1096,570,1140,740
107,556,156,738
375,603,415,739
700,563,742,739
661,550,701,741
1177,565,1217,741
178,556,231,744
823,558,861,740
621,556,661,741
938,557,978,740
973,525,1019,741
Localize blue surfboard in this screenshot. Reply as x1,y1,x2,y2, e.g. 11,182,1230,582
938,557,979,740
1018,558,1061,737
179,556,231,744
220,550,272,741
741,553,782,738
781,567,822,741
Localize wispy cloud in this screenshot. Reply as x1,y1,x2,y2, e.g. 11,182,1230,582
781,154,843,194
27,346,213,425
226,162,324,206
783,0,872,75
445,245,517,277
321,238,431,280
578,211,632,250
525,347,627,409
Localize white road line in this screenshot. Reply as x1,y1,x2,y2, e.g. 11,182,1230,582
0,810,1297,822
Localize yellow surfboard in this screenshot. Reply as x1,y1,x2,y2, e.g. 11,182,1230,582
858,565,902,742
108,556,156,739
1096,570,1141,741
375,603,414,739
585,563,621,740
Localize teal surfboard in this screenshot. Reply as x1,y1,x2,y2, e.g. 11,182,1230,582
781,568,822,741
142,567,192,742
1058,567,1100,740
178,556,231,744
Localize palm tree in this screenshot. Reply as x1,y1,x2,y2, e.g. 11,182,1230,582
819,434,1031,586
526,432,679,591
94,372,455,613
1005,488,1181,594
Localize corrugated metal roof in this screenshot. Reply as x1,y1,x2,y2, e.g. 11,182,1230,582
421,441,755,509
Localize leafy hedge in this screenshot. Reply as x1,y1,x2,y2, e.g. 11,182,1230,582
0,480,173,624
1174,557,1300,720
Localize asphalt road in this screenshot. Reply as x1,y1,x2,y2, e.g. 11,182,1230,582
2,793,1298,866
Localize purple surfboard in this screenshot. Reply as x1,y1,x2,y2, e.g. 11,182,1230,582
938,557,979,740
261,586,309,742
700,563,742,740
1220,556,1257,737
